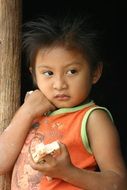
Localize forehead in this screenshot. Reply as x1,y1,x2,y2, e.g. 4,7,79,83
35,46,89,66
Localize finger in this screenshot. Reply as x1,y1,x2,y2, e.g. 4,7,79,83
59,142,67,153
58,142,71,160
29,154,46,171
43,154,56,165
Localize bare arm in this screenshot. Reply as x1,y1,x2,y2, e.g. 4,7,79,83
62,110,127,189
29,109,127,190
0,90,55,174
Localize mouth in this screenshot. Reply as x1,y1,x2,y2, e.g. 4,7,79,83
54,94,70,101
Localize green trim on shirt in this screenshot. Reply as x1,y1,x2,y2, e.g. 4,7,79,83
48,100,94,116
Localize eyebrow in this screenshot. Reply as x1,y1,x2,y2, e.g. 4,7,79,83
37,65,52,69
37,61,83,69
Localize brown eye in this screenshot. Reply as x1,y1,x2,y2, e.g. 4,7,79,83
43,71,53,76
67,69,77,75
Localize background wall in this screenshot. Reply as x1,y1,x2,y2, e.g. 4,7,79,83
22,0,127,165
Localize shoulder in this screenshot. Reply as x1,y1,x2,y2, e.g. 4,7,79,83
86,107,126,174
86,107,117,148
85,106,113,122
82,105,114,136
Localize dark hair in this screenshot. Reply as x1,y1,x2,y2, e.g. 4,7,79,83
23,15,104,73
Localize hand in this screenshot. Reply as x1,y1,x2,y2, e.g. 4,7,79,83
29,142,74,180
22,89,56,118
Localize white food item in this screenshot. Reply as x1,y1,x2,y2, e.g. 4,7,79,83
28,90,33,94
32,141,60,163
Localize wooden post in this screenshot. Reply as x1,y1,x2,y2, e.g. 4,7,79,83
0,0,22,189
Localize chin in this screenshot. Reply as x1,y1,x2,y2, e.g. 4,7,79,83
53,101,78,109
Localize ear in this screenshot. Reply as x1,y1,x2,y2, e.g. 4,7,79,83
92,62,103,84
29,67,38,87
29,67,32,74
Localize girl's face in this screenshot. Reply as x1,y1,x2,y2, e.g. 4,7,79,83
34,46,101,108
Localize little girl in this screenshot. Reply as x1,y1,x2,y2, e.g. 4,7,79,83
0,15,126,189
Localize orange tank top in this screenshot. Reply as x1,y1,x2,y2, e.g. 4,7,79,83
11,101,112,190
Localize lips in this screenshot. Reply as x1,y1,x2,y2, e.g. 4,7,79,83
54,94,70,100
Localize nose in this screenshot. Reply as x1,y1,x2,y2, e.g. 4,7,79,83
53,77,67,90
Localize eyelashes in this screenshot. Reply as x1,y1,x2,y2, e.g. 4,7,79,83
42,71,53,76
42,69,78,77
67,69,77,75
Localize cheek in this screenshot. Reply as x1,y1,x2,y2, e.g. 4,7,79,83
38,83,48,92
72,75,92,94
37,81,52,97
75,74,91,88
36,75,45,87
